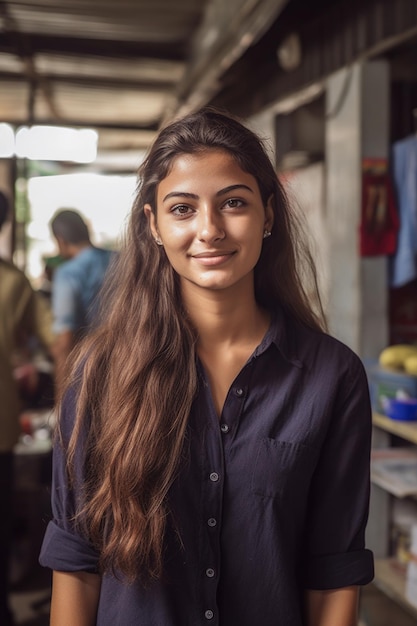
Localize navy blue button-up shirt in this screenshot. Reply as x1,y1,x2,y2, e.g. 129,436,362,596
40,309,374,625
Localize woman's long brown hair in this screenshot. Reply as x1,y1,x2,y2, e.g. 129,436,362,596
62,108,326,582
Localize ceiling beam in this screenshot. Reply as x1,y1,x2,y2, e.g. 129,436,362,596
211,0,417,118
165,0,290,120
1,117,159,132
0,71,175,92
0,32,187,62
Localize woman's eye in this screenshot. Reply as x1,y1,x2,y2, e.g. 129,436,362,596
224,198,243,209
172,205,192,216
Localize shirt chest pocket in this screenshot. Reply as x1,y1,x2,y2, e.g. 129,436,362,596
251,438,317,500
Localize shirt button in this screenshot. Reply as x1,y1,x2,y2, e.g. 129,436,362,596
220,423,229,433
235,387,244,397
205,610,214,620
206,568,215,578
207,518,217,527
209,472,219,482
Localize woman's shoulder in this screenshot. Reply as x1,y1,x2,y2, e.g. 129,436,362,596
57,367,92,444
57,383,80,440
287,316,366,378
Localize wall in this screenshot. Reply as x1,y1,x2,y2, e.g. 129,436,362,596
249,61,390,360
326,61,389,358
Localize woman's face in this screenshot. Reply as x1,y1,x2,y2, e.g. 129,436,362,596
145,149,273,297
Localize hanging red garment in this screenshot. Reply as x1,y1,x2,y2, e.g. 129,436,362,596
360,159,399,256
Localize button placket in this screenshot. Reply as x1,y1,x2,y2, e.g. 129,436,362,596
204,471,220,624
200,395,225,626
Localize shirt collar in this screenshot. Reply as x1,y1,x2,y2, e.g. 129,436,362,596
252,307,304,369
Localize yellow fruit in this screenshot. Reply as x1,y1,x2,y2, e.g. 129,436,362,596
379,345,417,370
404,355,417,376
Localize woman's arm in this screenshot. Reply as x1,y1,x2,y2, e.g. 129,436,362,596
50,570,101,626
305,586,359,626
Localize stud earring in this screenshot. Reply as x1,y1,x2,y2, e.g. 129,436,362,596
263,230,272,239
154,237,163,246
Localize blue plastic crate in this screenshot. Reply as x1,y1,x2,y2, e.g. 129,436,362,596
366,365,417,414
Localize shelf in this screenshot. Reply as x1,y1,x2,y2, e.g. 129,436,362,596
371,447,417,498
373,412,417,445
373,559,417,619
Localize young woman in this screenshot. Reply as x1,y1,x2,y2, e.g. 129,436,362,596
40,108,374,625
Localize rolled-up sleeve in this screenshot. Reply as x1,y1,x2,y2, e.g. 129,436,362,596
303,355,374,589
39,387,99,573
40,522,99,573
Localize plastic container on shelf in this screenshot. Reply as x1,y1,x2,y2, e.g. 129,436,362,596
366,364,417,414
386,398,417,422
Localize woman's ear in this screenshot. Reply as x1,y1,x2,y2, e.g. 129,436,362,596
144,204,160,241
264,195,274,232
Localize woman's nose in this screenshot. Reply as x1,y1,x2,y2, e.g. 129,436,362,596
196,208,225,242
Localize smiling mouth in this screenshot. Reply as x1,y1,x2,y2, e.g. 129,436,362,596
191,251,236,266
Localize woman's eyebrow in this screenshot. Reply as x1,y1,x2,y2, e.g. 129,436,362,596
162,191,199,202
216,184,254,196
162,184,254,203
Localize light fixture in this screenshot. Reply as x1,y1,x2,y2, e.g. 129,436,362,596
0,123,15,158
15,126,98,163
277,33,302,72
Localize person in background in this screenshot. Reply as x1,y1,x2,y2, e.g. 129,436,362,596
0,191,53,626
49,209,114,392
40,109,374,626
37,254,64,303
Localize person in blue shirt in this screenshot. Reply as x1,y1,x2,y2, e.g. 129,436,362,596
40,109,374,625
50,209,114,391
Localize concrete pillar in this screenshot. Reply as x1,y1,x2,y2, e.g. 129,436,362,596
326,60,389,360
327,61,391,559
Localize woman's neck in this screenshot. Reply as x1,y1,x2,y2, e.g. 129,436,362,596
182,281,270,417
182,281,269,352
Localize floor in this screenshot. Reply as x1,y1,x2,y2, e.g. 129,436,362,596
9,566,51,626
8,574,417,625
359,584,417,626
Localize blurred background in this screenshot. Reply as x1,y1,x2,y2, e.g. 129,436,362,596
1,0,417,623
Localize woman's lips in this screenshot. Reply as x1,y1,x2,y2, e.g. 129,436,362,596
191,251,236,266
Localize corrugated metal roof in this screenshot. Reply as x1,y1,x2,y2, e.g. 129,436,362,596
1,0,204,43
0,0,290,153
0,0,207,150
2,0,417,160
